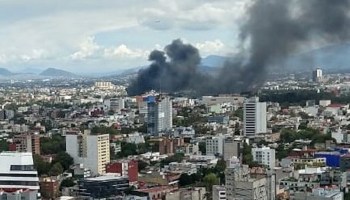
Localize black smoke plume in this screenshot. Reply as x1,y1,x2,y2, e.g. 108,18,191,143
128,0,350,96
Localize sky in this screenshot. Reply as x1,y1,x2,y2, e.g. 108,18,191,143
0,0,251,74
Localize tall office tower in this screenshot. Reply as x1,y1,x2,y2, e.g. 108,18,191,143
0,152,40,200
252,146,276,169
243,97,267,137
312,68,323,83
10,134,41,155
147,95,173,136
66,132,110,175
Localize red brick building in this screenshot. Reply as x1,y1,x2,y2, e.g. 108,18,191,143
106,160,138,183
9,134,40,155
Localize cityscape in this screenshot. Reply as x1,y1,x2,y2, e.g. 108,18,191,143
2,1,350,200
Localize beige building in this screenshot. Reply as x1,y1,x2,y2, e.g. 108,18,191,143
66,132,110,175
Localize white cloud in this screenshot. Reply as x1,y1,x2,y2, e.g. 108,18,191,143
71,36,100,60
195,39,226,56
104,45,149,59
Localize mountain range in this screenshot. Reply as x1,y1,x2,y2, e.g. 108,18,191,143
1,42,350,80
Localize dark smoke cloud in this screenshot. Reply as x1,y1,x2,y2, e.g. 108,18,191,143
128,0,350,96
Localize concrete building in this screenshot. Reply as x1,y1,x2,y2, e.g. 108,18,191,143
225,160,275,200
165,187,206,200
66,132,110,175
206,135,225,156
10,134,40,155
94,81,115,90
0,152,40,200
212,185,226,200
312,68,323,83
39,177,60,199
106,160,138,183
243,97,267,137
147,95,173,136
252,146,276,169
223,137,241,161
294,187,343,200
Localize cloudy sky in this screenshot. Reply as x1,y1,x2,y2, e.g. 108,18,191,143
0,0,250,74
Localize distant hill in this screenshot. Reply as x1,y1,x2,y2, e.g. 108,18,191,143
201,55,228,68
39,68,77,77
0,68,13,76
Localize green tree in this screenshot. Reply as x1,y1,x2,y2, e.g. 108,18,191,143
203,173,219,192
242,143,253,166
60,178,75,189
138,160,149,172
199,142,206,155
52,152,73,171
40,135,66,155
215,158,226,172
49,162,64,176
179,173,194,186
33,154,50,176
0,140,8,152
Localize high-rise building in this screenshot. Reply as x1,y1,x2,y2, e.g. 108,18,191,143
205,135,225,156
0,152,40,200
9,134,41,155
312,68,323,83
243,97,267,137
66,132,110,175
252,146,276,169
147,95,173,136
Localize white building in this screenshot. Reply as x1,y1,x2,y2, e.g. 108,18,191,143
66,132,110,175
243,97,267,137
312,68,323,83
212,185,226,200
94,81,115,90
0,152,40,200
205,135,225,156
147,95,173,136
252,146,275,169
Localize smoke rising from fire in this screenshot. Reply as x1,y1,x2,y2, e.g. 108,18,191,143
128,0,350,96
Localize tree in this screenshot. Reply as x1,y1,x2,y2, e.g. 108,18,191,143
40,135,66,155
52,152,73,171
33,154,50,176
0,140,8,152
215,158,226,172
179,174,194,186
49,162,64,176
138,160,149,172
242,143,253,166
203,173,219,192
60,178,75,189
199,142,206,155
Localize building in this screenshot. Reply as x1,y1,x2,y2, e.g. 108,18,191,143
243,97,267,137
294,187,343,200
66,132,110,175
0,152,40,200
252,146,276,169
212,185,226,200
158,137,184,155
147,95,173,136
109,98,125,113
312,68,323,83
223,137,241,161
78,174,129,199
9,134,40,155
165,187,206,200
106,160,138,183
39,177,60,199
205,135,225,156
94,81,115,90
225,161,275,200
